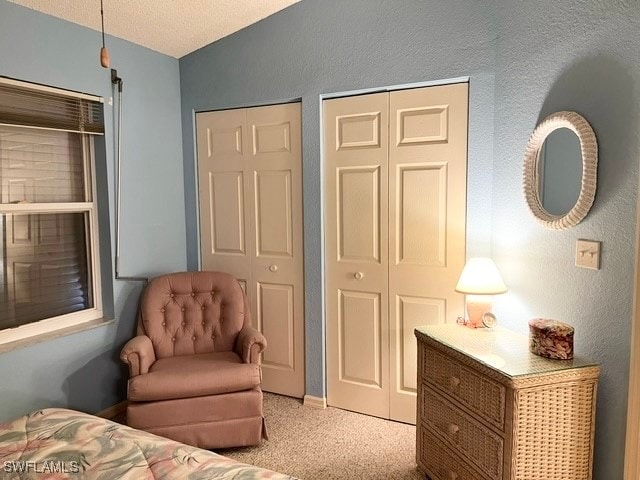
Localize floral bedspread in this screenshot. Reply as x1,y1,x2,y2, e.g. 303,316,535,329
0,408,295,479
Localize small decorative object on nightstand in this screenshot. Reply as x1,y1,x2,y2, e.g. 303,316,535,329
455,258,507,328
415,324,599,480
529,318,574,359
481,312,498,329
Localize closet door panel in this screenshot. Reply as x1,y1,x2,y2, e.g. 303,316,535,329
254,170,292,257
325,92,390,418
396,163,447,267
247,103,305,398
208,170,246,254
338,165,381,263
339,289,382,386
257,281,295,370
388,83,468,424
196,109,253,294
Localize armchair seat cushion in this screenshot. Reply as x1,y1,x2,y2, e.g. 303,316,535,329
128,351,261,402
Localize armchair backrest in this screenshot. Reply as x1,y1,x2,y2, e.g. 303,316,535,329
137,271,249,359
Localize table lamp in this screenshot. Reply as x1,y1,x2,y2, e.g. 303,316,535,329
455,257,507,328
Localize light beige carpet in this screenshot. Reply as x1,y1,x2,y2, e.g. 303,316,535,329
218,393,424,480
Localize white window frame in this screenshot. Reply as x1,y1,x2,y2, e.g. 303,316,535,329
0,79,104,346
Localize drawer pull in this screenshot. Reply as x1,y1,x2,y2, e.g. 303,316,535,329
448,423,460,435
447,471,458,480
449,376,461,388
269,264,278,272
354,271,364,280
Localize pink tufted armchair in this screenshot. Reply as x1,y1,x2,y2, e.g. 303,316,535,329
120,271,268,449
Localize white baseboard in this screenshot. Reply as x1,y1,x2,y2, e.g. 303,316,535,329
303,395,327,409
95,400,127,419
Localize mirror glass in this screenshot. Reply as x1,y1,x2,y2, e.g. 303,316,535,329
537,127,582,216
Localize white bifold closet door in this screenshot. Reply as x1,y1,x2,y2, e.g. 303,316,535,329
324,83,468,424
196,103,305,398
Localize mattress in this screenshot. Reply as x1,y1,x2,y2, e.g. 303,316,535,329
0,408,295,479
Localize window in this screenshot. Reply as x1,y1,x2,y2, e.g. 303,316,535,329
0,77,105,345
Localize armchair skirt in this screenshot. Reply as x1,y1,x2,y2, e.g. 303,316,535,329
127,388,266,449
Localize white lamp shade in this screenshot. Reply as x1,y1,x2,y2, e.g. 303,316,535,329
455,257,508,295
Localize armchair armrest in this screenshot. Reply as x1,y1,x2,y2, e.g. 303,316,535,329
120,335,156,377
235,326,267,364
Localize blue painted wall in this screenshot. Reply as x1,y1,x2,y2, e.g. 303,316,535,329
0,1,186,420
179,0,498,401
491,2,640,479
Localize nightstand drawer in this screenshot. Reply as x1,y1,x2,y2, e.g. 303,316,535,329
422,385,503,480
423,344,505,430
419,427,487,480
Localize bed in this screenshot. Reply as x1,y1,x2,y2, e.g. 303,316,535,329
0,408,295,479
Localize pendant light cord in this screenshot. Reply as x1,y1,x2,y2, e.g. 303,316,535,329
100,0,106,48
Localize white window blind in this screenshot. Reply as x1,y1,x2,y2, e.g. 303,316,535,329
0,79,104,134
0,78,103,342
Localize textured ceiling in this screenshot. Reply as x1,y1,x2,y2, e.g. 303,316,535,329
7,0,301,58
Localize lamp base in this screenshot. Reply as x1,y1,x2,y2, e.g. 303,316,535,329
465,296,493,328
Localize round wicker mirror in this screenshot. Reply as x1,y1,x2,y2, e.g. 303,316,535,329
523,111,598,230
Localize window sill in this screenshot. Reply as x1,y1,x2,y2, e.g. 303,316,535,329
0,317,115,354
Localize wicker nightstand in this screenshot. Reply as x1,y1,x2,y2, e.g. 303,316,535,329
415,324,599,480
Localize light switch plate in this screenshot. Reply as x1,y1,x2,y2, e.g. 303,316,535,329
575,239,601,270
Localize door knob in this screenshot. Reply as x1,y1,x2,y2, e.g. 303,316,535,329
269,264,278,272
353,272,364,280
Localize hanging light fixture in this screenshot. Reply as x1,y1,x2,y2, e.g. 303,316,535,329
99,0,110,68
